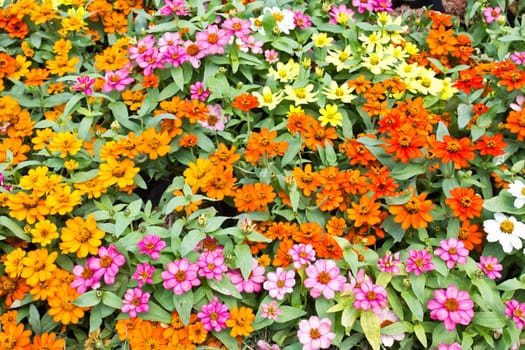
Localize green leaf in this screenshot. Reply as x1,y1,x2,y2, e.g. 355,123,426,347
234,243,253,280
212,329,238,350
61,94,84,120
375,272,392,287
173,290,194,326
457,103,472,129
413,322,427,348
73,290,102,307
180,229,205,257
410,273,426,304
207,278,242,299
401,290,424,321
390,163,425,181
164,196,190,215
281,136,301,167
483,191,525,215
276,306,307,323
0,216,30,240
472,312,506,329
341,306,359,331
361,310,381,350
381,216,405,242
102,291,123,309
29,304,42,335
109,101,139,132
141,300,172,323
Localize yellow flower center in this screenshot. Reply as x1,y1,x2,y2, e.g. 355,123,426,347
500,219,514,234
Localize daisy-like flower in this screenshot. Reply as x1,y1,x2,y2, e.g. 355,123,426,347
71,75,95,95
378,252,401,275
228,258,265,293
161,258,201,295
264,49,279,64
196,250,228,281
434,238,469,269
438,343,462,350
322,80,356,103
261,300,282,321
102,67,134,92
318,104,343,127
304,259,346,299
288,243,316,270
505,299,525,329
483,213,525,253
405,249,435,275
189,81,210,101
353,279,389,314
263,7,296,34
132,262,155,288
263,267,296,300
252,86,284,111
197,296,230,332
329,4,355,25
508,179,525,208
297,316,336,350
88,244,126,285
225,306,255,337
476,256,503,280
71,258,101,294
283,84,318,105
137,235,166,260
427,285,474,331
121,288,150,318
378,309,405,347
483,6,501,24
195,24,231,55
511,52,525,65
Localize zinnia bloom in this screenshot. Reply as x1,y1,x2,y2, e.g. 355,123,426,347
197,296,230,332
0,323,31,350
196,250,228,281
288,243,316,269
445,187,484,221
137,235,166,260
378,252,401,275
47,283,86,325
88,244,126,285
427,285,474,331
353,279,389,314
231,93,259,111
161,258,201,295
121,288,150,318
263,267,296,300
476,256,503,280
432,135,475,169
508,179,525,209
225,306,255,337
132,262,155,288
21,248,57,287
228,258,265,293
483,213,525,253
434,238,469,269
505,299,525,329
59,214,105,258
405,249,435,275
297,316,336,350
261,300,282,321
71,258,101,294
304,259,346,299
388,189,435,230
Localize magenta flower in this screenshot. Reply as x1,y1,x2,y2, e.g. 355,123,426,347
261,300,282,321
434,238,468,269
476,256,503,280
353,280,388,315
195,24,231,55
405,249,435,275
293,11,311,29
304,259,346,299
483,7,501,24
197,296,230,331
158,32,182,52
263,267,296,300
297,316,336,350
162,258,201,295
190,81,211,101
374,0,393,12
88,244,126,285
438,343,462,350
121,288,150,318
132,262,155,288
161,44,188,67
196,250,228,281
71,259,101,294
159,0,189,16
135,47,164,76
222,17,252,39
128,34,156,61
510,51,525,65
378,252,401,275
71,75,95,95
103,67,134,92
228,258,265,293
505,300,525,329
289,243,316,270
329,4,355,24
137,234,166,260
427,285,474,331
352,0,375,13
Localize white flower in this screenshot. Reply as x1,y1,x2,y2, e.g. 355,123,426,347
263,7,295,34
378,309,404,347
484,213,525,253
508,179,525,208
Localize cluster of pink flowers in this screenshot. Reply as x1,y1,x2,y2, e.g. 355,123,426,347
505,299,525,329
351,0,393,13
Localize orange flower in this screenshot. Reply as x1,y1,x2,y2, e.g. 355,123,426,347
499,69,525,91
315,235,343,260
0,323,31,350
128,320,168,349
179,133,198,147
233,182,275,212
0,275,30,308
31,332,65,350
180,99,209,123
445,187,483,221
244,128,288,164
232,93,259,111
115,318,139,341
0,310,17,327
187,321,208,344
23,68,49,86
200,165,237,200
339,138,377,167
302,121,338,151
347,74,372,94
47,283,86,325
272,239,294,268
346,195,383,227
453,68,485,94
265,222,297,240
59,215,105,258
209,143,240,167
383,125,427,163
426,25,457,56
340,169,369,196
294,222,324,246
315,187,345,212
326,216,347,236
21,248,57,287
45,184,82,216
97,157,140,189
6,191,50,224
0,52,16,78
136,127,172,160
427,10,453,28
226,306,255,337
286,106,313,134
292,164,323,197
432,135,475,169
388,189,435,230
142,74,159,88
366,168,399,198
457,221,484,251
0,137,31,166
3,248,26,278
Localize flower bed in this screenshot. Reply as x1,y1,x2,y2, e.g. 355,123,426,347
1,0,525,349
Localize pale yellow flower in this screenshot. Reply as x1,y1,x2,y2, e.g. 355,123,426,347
268,59,300,82
311,32,334,48
325,46,355,71
283,84,318,105
253,86,284,110
322,81,356,103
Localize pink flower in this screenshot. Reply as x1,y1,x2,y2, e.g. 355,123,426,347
190,81,210,101
405,249,435,275
71,75,95,95
505,300,525,329
304,259,346,299
199,104,228,131
483,7,501,24
161,258,201,295
241,35,263,54
297,316,336,350
378,309,404,347
434,238,469,269
128,35,156,60
195,24,231,55
161,44,188,67
71,259,101,294
158,32,182,53
263,267,296,300
257,340,280,350
510,95,525,112
228,258,265,293
294,11,311,29
476,256,503,280
135,47,163,76
103,67,134,92
264,49,279,64
121,288,150,318
373,0,393,12
510,52,525,65
222,17,252,39
261,300,282,321
352,0,375,13
438,343,462,350
137,235,166,260
329,4,355,24
353,280,388,315
197,250,228,281
184,40,205,68
378,252,401,275
132,262,155,288
289,243,316,270
427,285,474,331
197,296,230,331
159,0,188,16
88,244,126,285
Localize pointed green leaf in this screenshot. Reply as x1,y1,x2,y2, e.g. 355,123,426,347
180,229,205,257
414,322,427,348
102,291,123,309
361,310,381,350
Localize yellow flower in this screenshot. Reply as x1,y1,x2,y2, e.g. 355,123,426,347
359,31,387,53
97,157,140,189
4,248,26,278
311,32,334,48
6,191,50,224
30,219,59,247
48,131,82,158
361,51,395,75
46,184,82,215
439,77,459,101
11,55,31,80
268,59,300,83
322,81,356,103
64,159,79,171
47,283,86,325
45,55,79,76
60,214,105,258
325,46,355,72
319,104,343,127
252,86,284,110
225,306,255,337
21,248,58,287
283,84,318,105
19,165,49,191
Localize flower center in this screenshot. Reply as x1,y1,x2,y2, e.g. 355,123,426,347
399,136,411,147
309,328,321,339
186,44,200,56
210,312,218,321
295,88,306,99
500,219,515,234
175,270,186,281
207,33,219,44
276,279,285,288
448,247,457,254
317,271,331,284
446,141,461,153
366,291,377,300
404,198,420,214
207,263,216,270
100,255,112,268
460,196,472,207
444,298,459,312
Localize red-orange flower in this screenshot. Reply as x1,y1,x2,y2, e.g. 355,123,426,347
426,25,457,56
453,68,485,94
231,93,259,111
346,195,383,227
445,187,484,221
475,134,507,156
432,135,475,169
505,109,525,141
383,125,427,163
458,220,484,251
389,189,435,230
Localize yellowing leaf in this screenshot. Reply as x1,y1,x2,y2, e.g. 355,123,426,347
361,310,381,350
